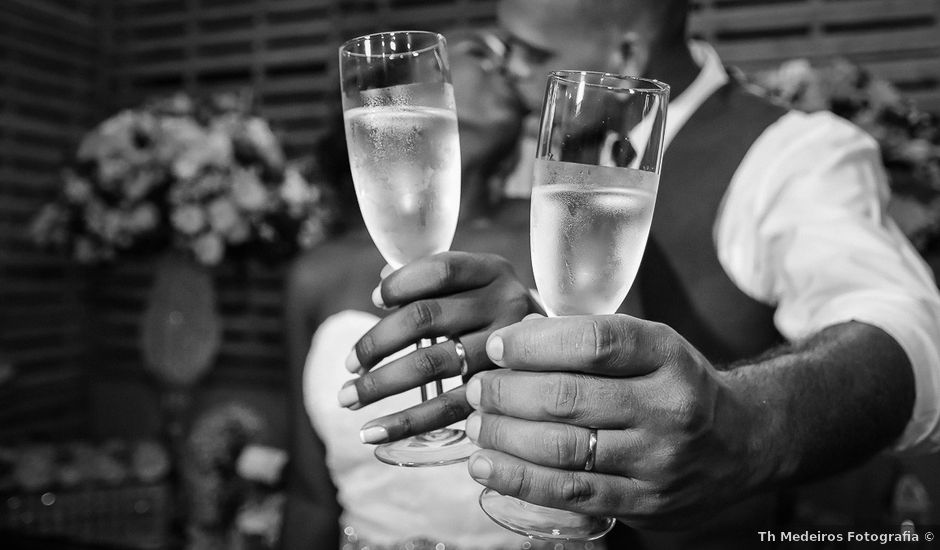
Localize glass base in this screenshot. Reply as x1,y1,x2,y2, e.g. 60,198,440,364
373,428,476,467
479,488,615,541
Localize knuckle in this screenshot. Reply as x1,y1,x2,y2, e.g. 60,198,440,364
651,322,685,365
488,373,506,409
356,373,379,402
590,319,610,364
394,413,415,439
589,318,622,366
413,348,447,379
544,425,581,468
673,396,709,434
355,334,376,365
408,300,439,331
545,376,581,420
541,429,566,467
556,471,595,506
435,392,469,424
433,258,456,288
485,416,505,450
506,461,532,498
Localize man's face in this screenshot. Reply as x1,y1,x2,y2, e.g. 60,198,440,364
497,0,624,113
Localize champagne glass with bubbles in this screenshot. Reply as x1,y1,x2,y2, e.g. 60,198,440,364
479,71,669,540
339,31,476,467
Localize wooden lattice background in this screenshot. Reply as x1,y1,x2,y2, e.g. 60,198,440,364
0,0,105,441
2,0,939,441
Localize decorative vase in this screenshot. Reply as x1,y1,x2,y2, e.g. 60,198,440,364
140,251,222,548
141,251,221,389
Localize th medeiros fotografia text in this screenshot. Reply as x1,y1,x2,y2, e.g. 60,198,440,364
757,528,936,545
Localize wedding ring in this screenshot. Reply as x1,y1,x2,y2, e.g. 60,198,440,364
453,337,469,376
585,429,598,472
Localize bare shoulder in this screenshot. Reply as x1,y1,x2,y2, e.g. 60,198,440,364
286,230,387,320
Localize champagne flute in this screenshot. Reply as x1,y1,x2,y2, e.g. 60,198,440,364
339,31,476,467
479,71,669,540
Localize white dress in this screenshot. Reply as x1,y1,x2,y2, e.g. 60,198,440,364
303,310,603,550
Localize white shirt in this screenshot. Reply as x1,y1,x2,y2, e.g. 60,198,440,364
683,42,940,454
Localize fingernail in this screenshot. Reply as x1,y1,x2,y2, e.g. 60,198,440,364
468,454,492,482
345,348,361,373
466,377,481,409
337,382,360,408
465,413,481,442
360,426,389,444
380,264,394,279
486,333,504,362
523,313,544,321
371,285,386,309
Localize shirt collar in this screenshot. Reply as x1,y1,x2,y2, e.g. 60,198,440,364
662,40,728,150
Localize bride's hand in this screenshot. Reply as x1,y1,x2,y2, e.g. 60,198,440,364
338,251,540,443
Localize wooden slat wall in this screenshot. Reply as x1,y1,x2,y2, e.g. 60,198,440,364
691,0,940,114
0,0,105,441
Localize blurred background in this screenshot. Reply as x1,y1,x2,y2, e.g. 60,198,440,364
1,0,939,548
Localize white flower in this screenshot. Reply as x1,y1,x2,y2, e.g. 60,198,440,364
231,168,269,212
298,218,327,249
84,199,106,234
30,203,66,246
207,197,240,234
899,139,933,164
63,170,93,204
171,204,206,235
98,157,133,186
867,80,902,110
155,116,206,168
280,166,312,214
124,167,160,202
172,153,202,180
192,232,224,265
102,209,125,242
128,203,159,232
77,111,134,161
235,445,288,485
235,493,285,546
242,117,284,169
99,110,138,140
173,129,234,180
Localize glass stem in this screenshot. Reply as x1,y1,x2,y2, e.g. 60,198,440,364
415,337,447,402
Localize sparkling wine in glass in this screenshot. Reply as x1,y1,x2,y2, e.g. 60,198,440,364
339,30,476,467
480,71,669,540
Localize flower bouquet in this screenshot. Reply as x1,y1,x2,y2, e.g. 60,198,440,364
751,59,940,252
31,91,333,266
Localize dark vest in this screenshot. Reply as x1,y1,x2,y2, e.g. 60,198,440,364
640,78,787,364
611,79,789,549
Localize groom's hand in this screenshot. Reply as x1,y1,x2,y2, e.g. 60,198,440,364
463,314,772,529
339,252,541,443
